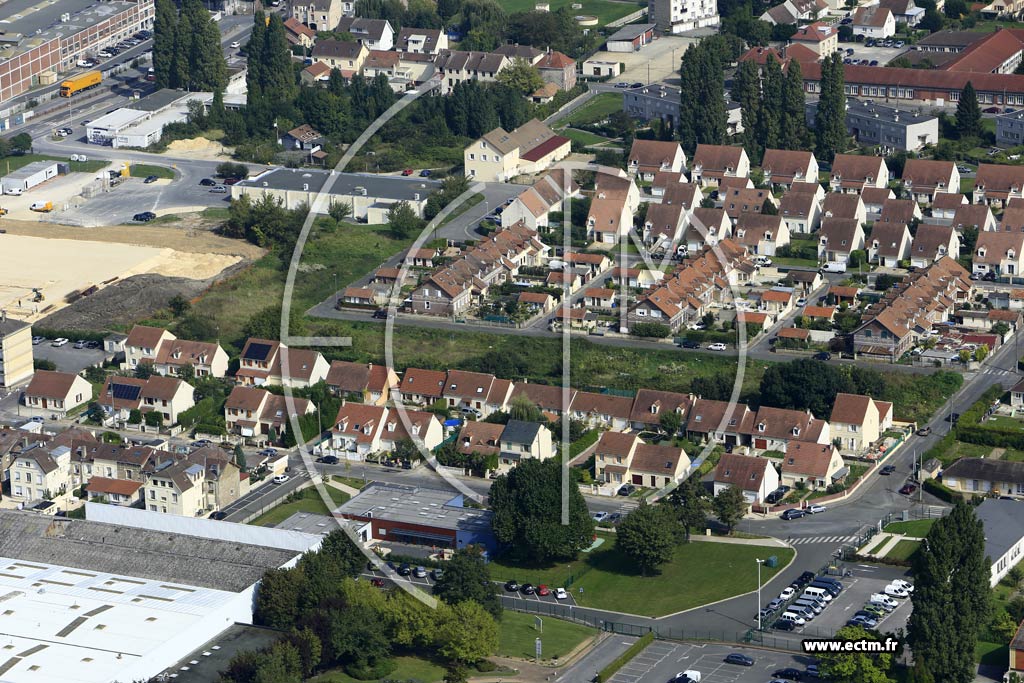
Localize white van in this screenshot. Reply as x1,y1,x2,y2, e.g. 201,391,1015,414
870,594,898,609
803,586,833,602
822,261,847,273
780,611,806,626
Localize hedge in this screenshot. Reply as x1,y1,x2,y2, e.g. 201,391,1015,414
596,631,654,683
923,478,957,504
679,329,736,344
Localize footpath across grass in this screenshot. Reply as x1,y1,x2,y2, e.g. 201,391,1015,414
883,519,936,537
490,535,794,617
498,611,595,660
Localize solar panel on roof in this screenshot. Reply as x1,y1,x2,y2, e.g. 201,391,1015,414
244,342,273,361
111,383,141,401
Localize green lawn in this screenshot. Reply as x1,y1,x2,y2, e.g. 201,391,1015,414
883,539,921,562
863,536,891,555
883,519,935,537
490,0,640,23
127,163,175,180
248,486,349,527
201,206,231,220
559,93,624,127
333,475,368,489
498,611,595,660
961,177,976,194
558,127,613,147
934,440,996,467
772,256,820,268
490,536,794,617
309,656,445,683
985,415,1024,431
0,152,108,174
976,641,1009,667
1002,448,1024,462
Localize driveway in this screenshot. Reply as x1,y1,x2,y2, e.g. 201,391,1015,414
601,36,696,86
32,342,106,373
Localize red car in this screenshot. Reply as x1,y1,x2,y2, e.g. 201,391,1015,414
370,578,385,587
899,483,918,495
537,584,551,597
401,169,414,176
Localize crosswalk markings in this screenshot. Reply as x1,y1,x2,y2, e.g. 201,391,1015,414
789,535,858,545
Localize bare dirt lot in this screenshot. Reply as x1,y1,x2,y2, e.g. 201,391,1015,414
0,216,265,330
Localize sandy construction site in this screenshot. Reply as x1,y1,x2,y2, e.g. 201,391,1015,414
0,219,262,324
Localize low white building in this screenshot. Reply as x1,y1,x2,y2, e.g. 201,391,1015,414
976,499,1024,587
1,160,63,194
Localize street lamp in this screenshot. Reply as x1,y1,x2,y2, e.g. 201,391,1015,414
756,558,765,630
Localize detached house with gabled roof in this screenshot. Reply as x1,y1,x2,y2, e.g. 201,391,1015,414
762,149,819,188
593,431,691,490
628,139,687,181
497,420,555,472
122,325,228,378
224,386,314,439
734,213,790,256
712,452,780,504
311,39,368,76
330,402,388,457
822,192,867,225
911,224,960,269
395,27,448,54
464,118,570,183
878,198,922,227
974,163,1024,207
780,442,846,490
974,232,1024,277
23,370,92,417
852,4,896,38
502,170,580,231
742,405,830,452
779,188,822,234
442,369,512,417
830,392,893,455
953,203,997,233
932,192,967,221
818,217,866,264
335,17,394,51
396,367,447,405
691,144,750,187
902,159,960,204
869,222,913,267
831,154,890,193
236,338,329,388
99,375,195,426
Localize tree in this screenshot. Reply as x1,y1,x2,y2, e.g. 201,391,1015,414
328,200,353,223
432,545,501,618
168,293,191,316
919,6,944,31
233,443,248,473
944,0,967,16
667,475,708,542
386,200,424,239
815,52,847,162
678,41,727,152
497,58,544,95
713,485,747,533
659,410,682,436
434,601,498,665
86,402,106,425
976,344,989,362
490,458,595,563
144,411,164,428
761,198,778,215
9,133,32,154
758,56,783,151
956,81,983,139
508,394,544,423
908,500,991,683
732,59,762,160
616,501,677,575
134,362,155,379
780,59,807,150
153,0,178,88
818,625,895,683
33,359,57,371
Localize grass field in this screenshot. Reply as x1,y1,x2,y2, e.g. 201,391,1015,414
559,127,613,147
490,536,794,617
883,539,921,562
984,415,1024,431
127,163,175,180
498,611,595,660
248,486,349,527
0,152,108,174
976,641,1009,667
559,93,624,127
883,519,936,537
310,656,445,683
494,0,641,23
772,256,820,268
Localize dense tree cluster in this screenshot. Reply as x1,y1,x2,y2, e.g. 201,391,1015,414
731,56,806,163
152,0,227,91
242,532,499,681
490,458,595,563
759,358,885,419
818,625,896,683
908,501,991,683
814,52,847,162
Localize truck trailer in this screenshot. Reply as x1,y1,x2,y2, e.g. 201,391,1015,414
59,70,102,97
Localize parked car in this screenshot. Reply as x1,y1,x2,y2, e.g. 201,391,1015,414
614,82,630,89
133,211,156,222
774,618,796,631
143,175,159,184
504,580,520,592
401,169,414,176
430,568,444,581
51,338,69,347
413,566,427,578
521,583,536,595
630,82,643,88
847,615,877,628
372,308,391,319
199,178,216,186
370,577,386,587
880,465,896,475
807,504,827,514
891,579,914,593
779,586,796,600
555,587,568,600
73,340,87,349
884,583,909,598
210,185,228,193
319,455,339,465
618,483,635,496
230,41,240,48
781,508,805,520
724,653,755,667
272,474,289,484
32,336,45,345
592,511,609,522
678,340,701,349
707,342,728,351
916,426,931,436
209,511,228,520
813,352,832,361
898,483,917,495
419,169,432,177
536,584,551,597
767,598,785,611
397,563,412,576
773,668,804,681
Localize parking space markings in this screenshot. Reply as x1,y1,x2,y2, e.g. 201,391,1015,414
608,642,680,683
789,535,858,545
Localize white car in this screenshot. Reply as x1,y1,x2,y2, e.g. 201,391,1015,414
779,586,795,600
4,187,23,196
884,584,909,598
890,579,914,593
870,594,899,609
51,338,69,347
555,587,568,600
796,297,807,306
230,40,240,48
807,504,827,514
707,342,728,351
272,474,290,484
32,336,45,345
779,612,806,626
592,511,609,522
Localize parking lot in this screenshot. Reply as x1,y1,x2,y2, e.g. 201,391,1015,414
50,176,226,227
838,42,907,67
32,341,107,373
765,565,913,638
615,641,818,683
